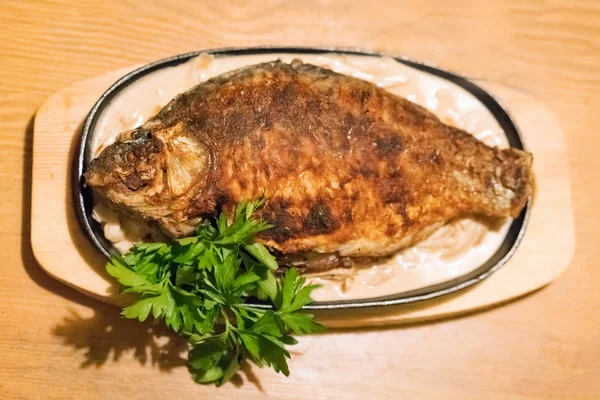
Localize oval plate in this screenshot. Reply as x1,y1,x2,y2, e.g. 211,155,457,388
74,46,531,310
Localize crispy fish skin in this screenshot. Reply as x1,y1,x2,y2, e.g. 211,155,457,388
85,59,533,257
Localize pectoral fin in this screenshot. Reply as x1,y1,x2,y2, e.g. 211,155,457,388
155,123,210,197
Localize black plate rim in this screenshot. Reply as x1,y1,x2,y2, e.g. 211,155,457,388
74,46,531,310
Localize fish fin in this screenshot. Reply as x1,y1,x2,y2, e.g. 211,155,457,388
164,134,209,196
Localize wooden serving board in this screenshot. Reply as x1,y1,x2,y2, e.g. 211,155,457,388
31,67,574,328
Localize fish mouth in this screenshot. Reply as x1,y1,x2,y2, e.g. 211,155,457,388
84,129,165,194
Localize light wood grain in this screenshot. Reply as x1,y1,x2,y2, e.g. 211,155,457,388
31,65,574,328
2,1,600,399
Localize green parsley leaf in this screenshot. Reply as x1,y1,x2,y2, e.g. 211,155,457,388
280,312,327,335
246,311,283,337
172,240,205,264
192,365,224,384
175,265,200,287
219,353,241,386
106,199,326,386
243,242,278,271
241,332,291,376
188,338,225,371
232,268,262,293
278,268,322,313
106,256,158,293
256,269,278,303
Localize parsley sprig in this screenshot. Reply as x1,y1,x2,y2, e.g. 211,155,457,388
106,200,326,385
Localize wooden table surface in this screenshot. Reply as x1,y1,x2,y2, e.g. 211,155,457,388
1,1,599,398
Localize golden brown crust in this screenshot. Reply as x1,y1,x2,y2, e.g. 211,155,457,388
85,60,533,256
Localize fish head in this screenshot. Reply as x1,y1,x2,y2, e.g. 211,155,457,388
84,122,211,223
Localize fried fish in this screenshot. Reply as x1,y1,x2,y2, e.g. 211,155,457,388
85,59,533,262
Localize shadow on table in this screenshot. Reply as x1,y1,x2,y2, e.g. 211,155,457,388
52,307,188,370
51,306,263,389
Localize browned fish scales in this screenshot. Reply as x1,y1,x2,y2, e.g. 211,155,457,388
85,59,533,265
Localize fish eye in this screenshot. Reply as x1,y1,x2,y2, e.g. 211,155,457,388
132,128,152,142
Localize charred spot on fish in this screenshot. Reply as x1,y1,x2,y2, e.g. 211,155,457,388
213,190,234,212
263,225,295,243
189,111,208,132
374,135,403,157
302,201,340,235
357,166,376,178
382,187,409,205
260,198,297,242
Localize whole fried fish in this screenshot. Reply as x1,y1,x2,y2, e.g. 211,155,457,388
85,59,533,261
